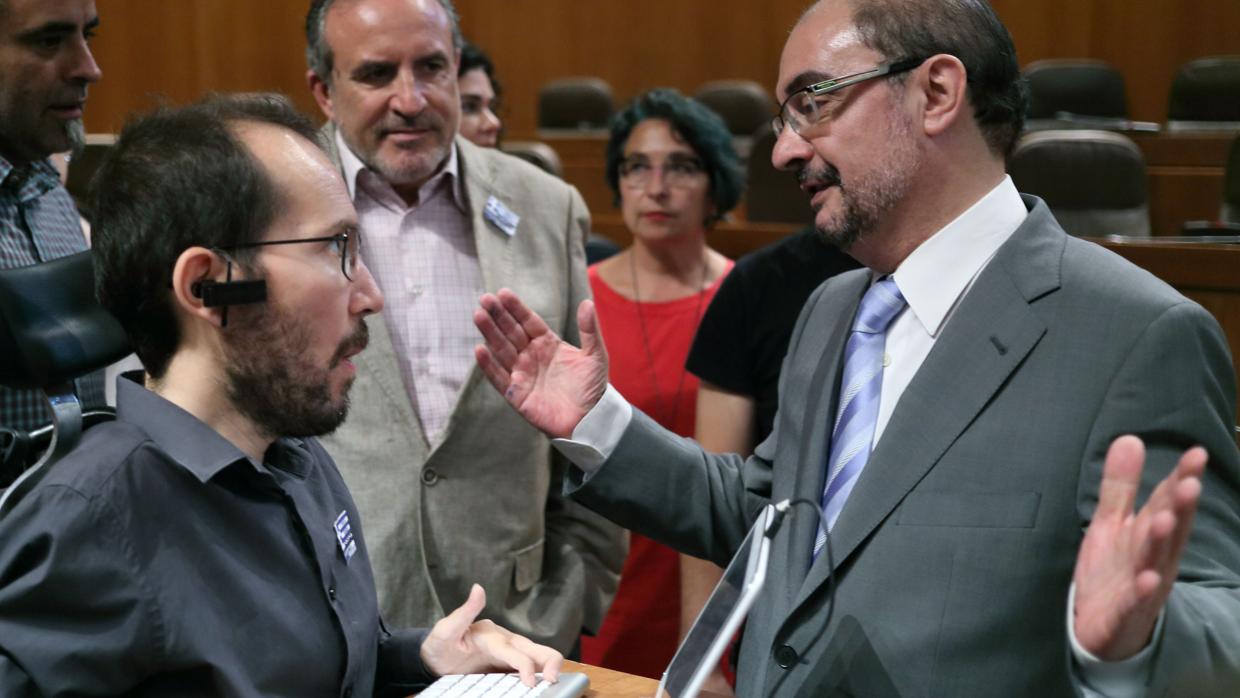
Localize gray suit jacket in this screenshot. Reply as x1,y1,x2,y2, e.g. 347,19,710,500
320,127,625,652
571,198,1240,696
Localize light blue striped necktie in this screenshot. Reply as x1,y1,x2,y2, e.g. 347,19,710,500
813,276,906,558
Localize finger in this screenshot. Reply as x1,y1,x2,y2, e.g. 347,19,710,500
474,308,520,369
434,584,487,643
475,345,513,396
488,640,538,686
577,299,605,361
498,288,554,342
510,635,563,683
1095,435,1145,520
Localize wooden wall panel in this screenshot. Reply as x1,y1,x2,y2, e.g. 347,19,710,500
83,1,1239,137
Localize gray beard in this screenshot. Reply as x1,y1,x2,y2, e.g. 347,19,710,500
65,119,86,159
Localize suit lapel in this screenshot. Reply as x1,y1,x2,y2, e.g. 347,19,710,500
358,312,431,452
791,200,1065,609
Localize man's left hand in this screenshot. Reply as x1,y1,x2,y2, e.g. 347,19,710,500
421,584,564,686
1073,435,1206,660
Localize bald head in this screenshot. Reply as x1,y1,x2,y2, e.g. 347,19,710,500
798,0,1026,157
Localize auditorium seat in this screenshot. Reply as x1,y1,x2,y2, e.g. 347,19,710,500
1023,59,1128,120
501,140,564,178
1166,56,1240,132
1008,130,1150,237
694,80,776,136
744,127,813,225
538,77,615,130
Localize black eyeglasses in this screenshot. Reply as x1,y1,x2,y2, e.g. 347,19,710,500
618,154,706,190
771,56,927,137
219,230,362,281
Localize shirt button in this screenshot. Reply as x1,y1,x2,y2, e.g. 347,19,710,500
328,586,337,601
774,644,798,669
422,468,439,486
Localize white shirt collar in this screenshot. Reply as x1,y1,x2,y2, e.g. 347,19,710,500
334,128,464,211
890,175,1027,337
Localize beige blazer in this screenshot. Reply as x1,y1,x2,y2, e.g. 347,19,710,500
321,127,625,652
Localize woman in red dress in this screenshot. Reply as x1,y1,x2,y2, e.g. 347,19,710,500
581,89,745,685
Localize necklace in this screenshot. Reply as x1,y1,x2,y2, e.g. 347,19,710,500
628,249,711,428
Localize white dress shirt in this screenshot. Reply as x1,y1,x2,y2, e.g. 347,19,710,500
556,176,1154,697
338,133,483,445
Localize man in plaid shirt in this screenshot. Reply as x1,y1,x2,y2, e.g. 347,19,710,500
0,0,105,432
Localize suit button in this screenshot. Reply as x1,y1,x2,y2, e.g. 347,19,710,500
328,586,337,601
774,644,798,669
422,468,439,486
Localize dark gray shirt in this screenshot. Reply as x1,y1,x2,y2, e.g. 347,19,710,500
0,374,432,697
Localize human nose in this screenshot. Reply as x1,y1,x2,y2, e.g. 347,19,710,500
67,36,102,84
642,165,669,196
349,259,385,315
770,122,814,172
481,108,501,134
390,70,427,116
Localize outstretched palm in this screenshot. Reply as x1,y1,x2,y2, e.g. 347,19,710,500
474,289,609,438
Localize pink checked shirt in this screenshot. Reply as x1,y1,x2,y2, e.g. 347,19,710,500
337,133,483,445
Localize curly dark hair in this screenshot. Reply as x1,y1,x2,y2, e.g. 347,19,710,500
604,88,745,225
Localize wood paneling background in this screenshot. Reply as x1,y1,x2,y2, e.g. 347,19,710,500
82,1,1240,136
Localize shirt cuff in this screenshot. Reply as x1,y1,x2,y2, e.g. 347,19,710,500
550,384,633,475
1066,582,1163,698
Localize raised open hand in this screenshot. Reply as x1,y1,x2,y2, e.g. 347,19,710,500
473,289,609,438
1072,435,1205,660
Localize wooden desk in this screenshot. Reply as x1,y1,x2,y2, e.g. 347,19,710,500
1128,131,1235,236
564,660,730,698
532,130,1237,237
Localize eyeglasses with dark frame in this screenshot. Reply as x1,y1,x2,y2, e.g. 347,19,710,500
218,230,363,281
771,56,928,137
618,154,707,190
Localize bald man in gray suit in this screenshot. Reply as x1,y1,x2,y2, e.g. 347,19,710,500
473,1,1240,696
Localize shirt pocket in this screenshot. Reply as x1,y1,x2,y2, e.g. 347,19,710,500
896,490,1041,529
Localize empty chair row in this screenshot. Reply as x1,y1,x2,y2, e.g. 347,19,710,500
538,77,775,135
1024,56,1240,129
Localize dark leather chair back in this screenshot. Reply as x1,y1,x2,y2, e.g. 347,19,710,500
694,80,776,136
538,77,615,130
501,140,564,178
1024,59,1129,120
1167,56,1240,131
1009,130,1149,237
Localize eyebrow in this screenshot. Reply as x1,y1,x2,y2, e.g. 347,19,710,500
781,70,835,99
16,15,99,40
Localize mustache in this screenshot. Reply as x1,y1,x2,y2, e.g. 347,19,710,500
797,163,842,190
331,319,370,366
376,112,443,137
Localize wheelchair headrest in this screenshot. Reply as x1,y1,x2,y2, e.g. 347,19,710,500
0,251,131,389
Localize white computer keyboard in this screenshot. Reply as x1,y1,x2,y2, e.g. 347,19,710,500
417,671,589,698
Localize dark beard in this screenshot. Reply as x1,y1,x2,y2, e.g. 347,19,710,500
222,305,368,441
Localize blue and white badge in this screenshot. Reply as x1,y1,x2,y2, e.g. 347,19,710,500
484,196,520,237
334,510,356,563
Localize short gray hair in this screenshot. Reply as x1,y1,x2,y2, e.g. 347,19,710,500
305,0,462,83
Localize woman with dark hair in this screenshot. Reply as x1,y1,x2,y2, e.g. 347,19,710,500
580,88,744,682
457,42,502,147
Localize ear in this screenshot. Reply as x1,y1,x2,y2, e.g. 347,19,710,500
170,247,230,329
308,69,335,121
917,54,969,139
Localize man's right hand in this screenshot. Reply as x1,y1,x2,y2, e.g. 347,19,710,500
474,289,609,438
